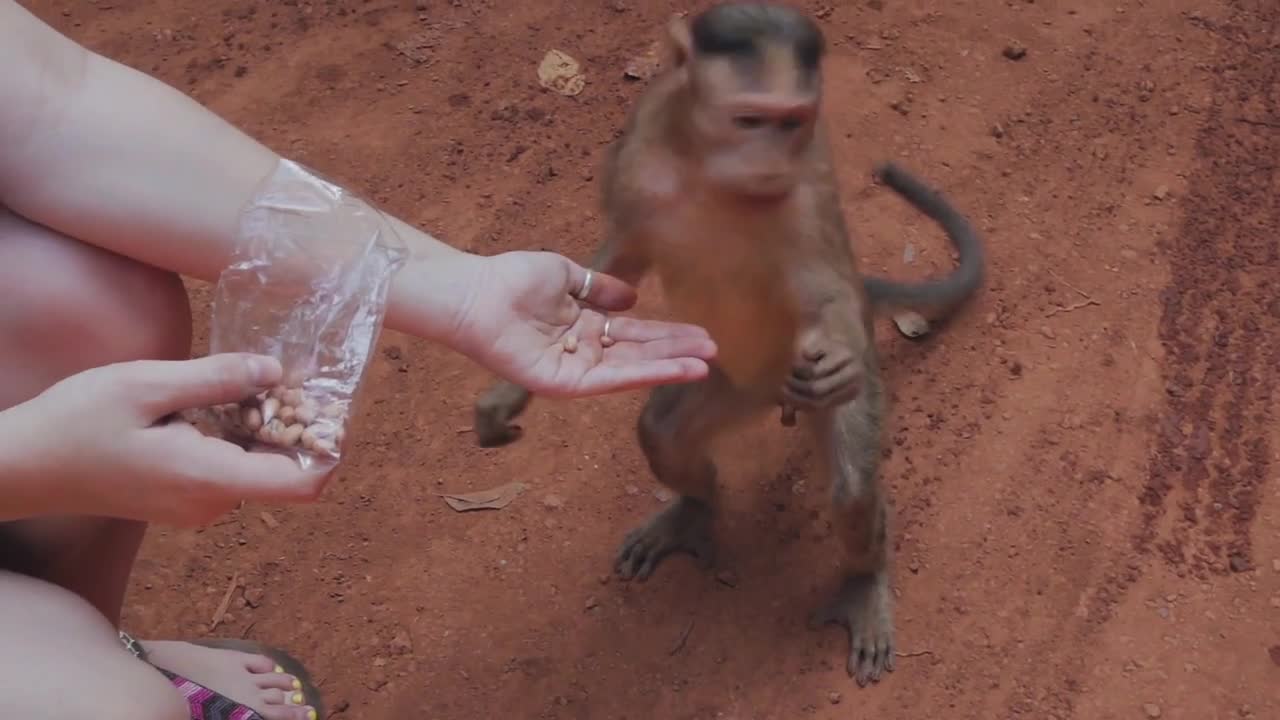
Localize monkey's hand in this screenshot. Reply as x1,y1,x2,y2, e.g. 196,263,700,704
781,326,862,411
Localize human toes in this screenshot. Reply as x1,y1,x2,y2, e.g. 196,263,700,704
259,703,317,720
257,670,304,693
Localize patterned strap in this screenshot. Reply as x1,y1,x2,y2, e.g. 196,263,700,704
118,631,265,720
157,667,266,720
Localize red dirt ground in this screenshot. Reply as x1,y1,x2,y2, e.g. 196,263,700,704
29,0,1280,717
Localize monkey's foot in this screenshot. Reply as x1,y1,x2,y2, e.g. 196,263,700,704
614,497,715,581
808,573,896,687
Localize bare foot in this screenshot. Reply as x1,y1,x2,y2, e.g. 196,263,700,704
139,640,317,720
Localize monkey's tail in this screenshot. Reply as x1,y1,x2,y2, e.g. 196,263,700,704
863,162,985,312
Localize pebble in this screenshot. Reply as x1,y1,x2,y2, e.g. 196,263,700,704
828,691,843,705
1271,559,1280,573
1153,185,1170,200
654,488,674,502
1040,325,1056,340
542,494,565,509
1143,703,1162,718
584,596,600,610
1003,42,1028,60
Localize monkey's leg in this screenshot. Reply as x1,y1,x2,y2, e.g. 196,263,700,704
615,371,755,581
806,374,896,687
473,379,532,448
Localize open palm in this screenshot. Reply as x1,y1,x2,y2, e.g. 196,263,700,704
451,251,715,397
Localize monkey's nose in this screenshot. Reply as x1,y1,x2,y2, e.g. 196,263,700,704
801,346,826,362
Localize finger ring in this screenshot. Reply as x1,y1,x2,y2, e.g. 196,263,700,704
574,270,594,301
601,316,615,347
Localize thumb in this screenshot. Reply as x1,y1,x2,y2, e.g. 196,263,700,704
129,353,283,417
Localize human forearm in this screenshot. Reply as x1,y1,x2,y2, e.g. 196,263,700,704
0,1,467,342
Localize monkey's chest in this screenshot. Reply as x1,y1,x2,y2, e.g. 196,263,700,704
650,236,799,393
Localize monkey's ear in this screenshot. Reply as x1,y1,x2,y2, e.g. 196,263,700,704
665,15,694,67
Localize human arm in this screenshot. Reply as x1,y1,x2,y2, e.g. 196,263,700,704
0,1,714,396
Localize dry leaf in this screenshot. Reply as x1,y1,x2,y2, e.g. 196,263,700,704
892,311,931,339
440,481,526,512
538,49,586,96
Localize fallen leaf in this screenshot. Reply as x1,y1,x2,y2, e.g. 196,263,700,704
440,482,526,512
893,311,930,339
538,49,586,96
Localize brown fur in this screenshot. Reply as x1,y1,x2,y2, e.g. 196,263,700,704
471,2,983,686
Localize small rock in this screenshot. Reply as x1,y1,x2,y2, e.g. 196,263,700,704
1003,43,1027,60
1269,645,1280,667
542,494,565,509
1153,185,1170,200
1271,559,1280,573
828,691,843,705
1040,326,1056,340
1120,248,1139,261
1228,554,1249,573
654,488,674,502
584,596,600,610
908,559,921,574
598,574,612,585
715,570,739,588
388,632,413,655
991,122,1006,138
625,484,640,496
1143,703,1162,718
243,587,265,608
1156,606,1169,619
221,612,236,624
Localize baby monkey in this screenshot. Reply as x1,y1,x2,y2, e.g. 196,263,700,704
473,2,983,687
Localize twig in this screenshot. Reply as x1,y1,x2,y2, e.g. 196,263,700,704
668,619,695,656
1235,117,1280,129
240,621,256,639
895,648,935,658
1045,298,1102,317
1046,269,1096,301
209,573,241,632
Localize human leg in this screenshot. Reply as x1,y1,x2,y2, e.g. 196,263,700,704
0,207,320,718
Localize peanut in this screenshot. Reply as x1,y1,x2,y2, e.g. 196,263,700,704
214,381,351,458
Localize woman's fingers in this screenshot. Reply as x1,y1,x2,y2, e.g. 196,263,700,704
601,335,719,364
597,315,715,344
566,263,638,312
575,358,711,394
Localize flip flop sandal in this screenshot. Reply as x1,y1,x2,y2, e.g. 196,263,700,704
119,631,326,720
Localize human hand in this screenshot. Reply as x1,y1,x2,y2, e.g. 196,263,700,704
1,353,334,526
443,250,717,397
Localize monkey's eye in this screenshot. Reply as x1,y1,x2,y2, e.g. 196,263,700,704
733,115,766,129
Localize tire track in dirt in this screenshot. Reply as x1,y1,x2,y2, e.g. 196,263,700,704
1134,4,1280,582
1015,2,1279,716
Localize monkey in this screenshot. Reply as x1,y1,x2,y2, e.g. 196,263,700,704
470,2,983,687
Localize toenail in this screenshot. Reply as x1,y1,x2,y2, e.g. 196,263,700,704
307,708,317,720
292,692,304,705
292,677,302,690
274,664,284,674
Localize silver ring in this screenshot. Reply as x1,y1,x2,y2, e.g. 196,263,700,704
574,270,594,300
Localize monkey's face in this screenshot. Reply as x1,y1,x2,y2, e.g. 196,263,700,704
688,54,820,201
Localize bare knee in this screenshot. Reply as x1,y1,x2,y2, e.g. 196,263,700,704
0,571,187,720
0,208,192,406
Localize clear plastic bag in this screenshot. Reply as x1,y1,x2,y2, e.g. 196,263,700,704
200,159,408,469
